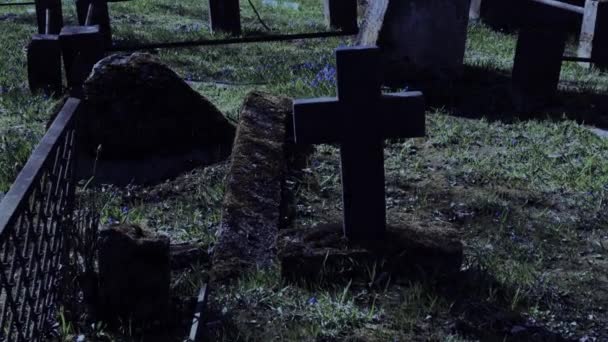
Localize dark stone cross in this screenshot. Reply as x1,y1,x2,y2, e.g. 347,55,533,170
293,46,425,240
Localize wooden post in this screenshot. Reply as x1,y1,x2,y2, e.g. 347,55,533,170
469,0,482,20
76,0,112,46
576,0,599,68
324,0,358,32
208,0,241,36
512,28,567,112
591,0,608,69
35,0,63,34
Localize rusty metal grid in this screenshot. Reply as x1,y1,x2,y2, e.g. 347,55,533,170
0,98,84,342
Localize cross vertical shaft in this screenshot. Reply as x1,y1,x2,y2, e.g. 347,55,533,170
335,47,386,239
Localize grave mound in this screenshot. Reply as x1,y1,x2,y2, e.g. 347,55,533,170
76,53,236,184
279,223,463,283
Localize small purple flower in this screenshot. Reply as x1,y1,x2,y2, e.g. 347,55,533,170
307,297,318,305
121,206,129,215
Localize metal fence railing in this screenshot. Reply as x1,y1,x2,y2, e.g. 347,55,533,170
0,98,91,342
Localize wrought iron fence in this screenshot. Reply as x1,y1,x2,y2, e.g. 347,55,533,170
0,98,90,341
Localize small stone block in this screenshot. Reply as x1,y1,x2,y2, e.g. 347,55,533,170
27,34,62,95
97,224,170,325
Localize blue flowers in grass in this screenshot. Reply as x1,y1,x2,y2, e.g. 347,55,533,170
310,64,337,88
291,59,337,91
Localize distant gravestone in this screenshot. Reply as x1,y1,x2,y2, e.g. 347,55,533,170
292,46,425,241
208,0,241,35
357,0,470,86
323,0,358,32
512,28,567,112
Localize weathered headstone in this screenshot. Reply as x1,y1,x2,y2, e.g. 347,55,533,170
208,0,241,35
323,0,358,32
211,92,292,282
512,28,567,112
82,53,235,159
357,0,470,86
97,224,170,325
292,46,425,241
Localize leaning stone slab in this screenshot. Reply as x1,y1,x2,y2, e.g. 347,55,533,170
279,223,462,283
77,53,236,184
357,0,469,86
82,53,235,159
211,91,292,283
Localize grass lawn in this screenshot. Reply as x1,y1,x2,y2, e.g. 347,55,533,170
1,0,608,341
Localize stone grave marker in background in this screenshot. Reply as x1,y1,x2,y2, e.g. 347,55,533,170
292,46,425,241
208,0,241,35
323,0,358,32
357,0,470,88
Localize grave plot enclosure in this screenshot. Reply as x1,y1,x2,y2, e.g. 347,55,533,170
0,96,211,340
0,99,96,342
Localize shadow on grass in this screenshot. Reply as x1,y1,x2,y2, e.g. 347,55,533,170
437,269,571,342
405,64,608,130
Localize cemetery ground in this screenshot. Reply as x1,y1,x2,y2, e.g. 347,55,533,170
2,0,608,341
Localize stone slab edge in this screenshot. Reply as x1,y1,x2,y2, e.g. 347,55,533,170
211,91,292,283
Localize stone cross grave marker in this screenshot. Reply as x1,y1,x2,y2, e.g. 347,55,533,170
293,46,425,240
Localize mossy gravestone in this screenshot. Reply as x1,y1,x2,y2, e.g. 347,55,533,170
211,91,293,282
82,53,235,159
78,53,236,184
